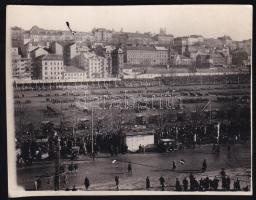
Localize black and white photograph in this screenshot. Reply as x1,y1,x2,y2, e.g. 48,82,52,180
6,5,252,197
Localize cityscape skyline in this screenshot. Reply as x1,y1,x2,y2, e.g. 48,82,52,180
7,5,252,41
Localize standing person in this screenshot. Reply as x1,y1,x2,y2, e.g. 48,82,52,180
115,176,119,190
199,178,204,190
84,176,90,190
189,173,194,191
204,176,210,191
175,178,182,191
213,176,219,191
222,176,227,191
139,144,142,153
183,177,188,191
226,176,231,191
172,160,176,170
202,159,207,172
146,176,150,190
159,176,165,191
234,178,241,191
128,162,132,175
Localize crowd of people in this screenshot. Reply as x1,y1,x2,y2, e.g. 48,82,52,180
16,116,249,166
154,121,246,149
33,163,249,192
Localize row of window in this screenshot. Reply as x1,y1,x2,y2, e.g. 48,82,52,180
45,72,62,75
44,61,63,65
44,66,63,71
44,76,62,80
64,73,86,77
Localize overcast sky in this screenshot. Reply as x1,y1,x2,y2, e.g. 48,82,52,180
7,5,252,41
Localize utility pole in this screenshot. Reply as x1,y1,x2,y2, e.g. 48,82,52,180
91,107,94,158
54,134,61,190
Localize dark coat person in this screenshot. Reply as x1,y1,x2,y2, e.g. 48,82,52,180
84,177,90,190
128,162,132,174
175,178,182,191
183,177,188,191
115,176,119,190
172,161,176,170
159,176,165,191
146,176,150,189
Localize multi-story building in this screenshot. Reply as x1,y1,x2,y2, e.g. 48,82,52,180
76,52,109,78
154,34,174,46
49,41,63,55
231,49,249,66
210,53,228,67
12,57,32,79
92,28,112,42
217,35,232,46
63,66,87,80
187,35,204,45
12,48,32,79
59,41,77,66
11,26,25,48
196,54,212,68
112,48,124,77
76,43,90,53
105,46,114,75
173,37,188,55
174,35,204,55
172,55,192,67
111,33,128,45
127,33,153,45
21,41,50,58
30,46,49,60
126,46,169,66
33,54,64,80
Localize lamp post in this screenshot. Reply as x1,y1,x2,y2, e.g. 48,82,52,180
91,107,94,159
54,134,61,190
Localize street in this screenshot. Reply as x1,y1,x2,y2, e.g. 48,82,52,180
17,143,251,191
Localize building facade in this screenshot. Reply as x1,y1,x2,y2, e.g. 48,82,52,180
33,54,64,80
77,53,109,78
126,46,169,66
196,54,211,68
210,53,228,67
92,28,112,42
112,48,124,77
12,49,32,79
63,66,87,80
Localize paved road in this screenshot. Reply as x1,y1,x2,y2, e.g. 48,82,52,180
17,144,251,191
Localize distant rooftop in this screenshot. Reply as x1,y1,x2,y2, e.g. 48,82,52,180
65,65,86,73
126,46,168,51
37,54,63,61
155,46,168,51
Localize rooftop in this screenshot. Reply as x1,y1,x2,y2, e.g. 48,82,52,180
126,46,155,51
127,32,151,38
126,46,168,51
155,46,168,51
37,54,63,61
65,65,86,73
